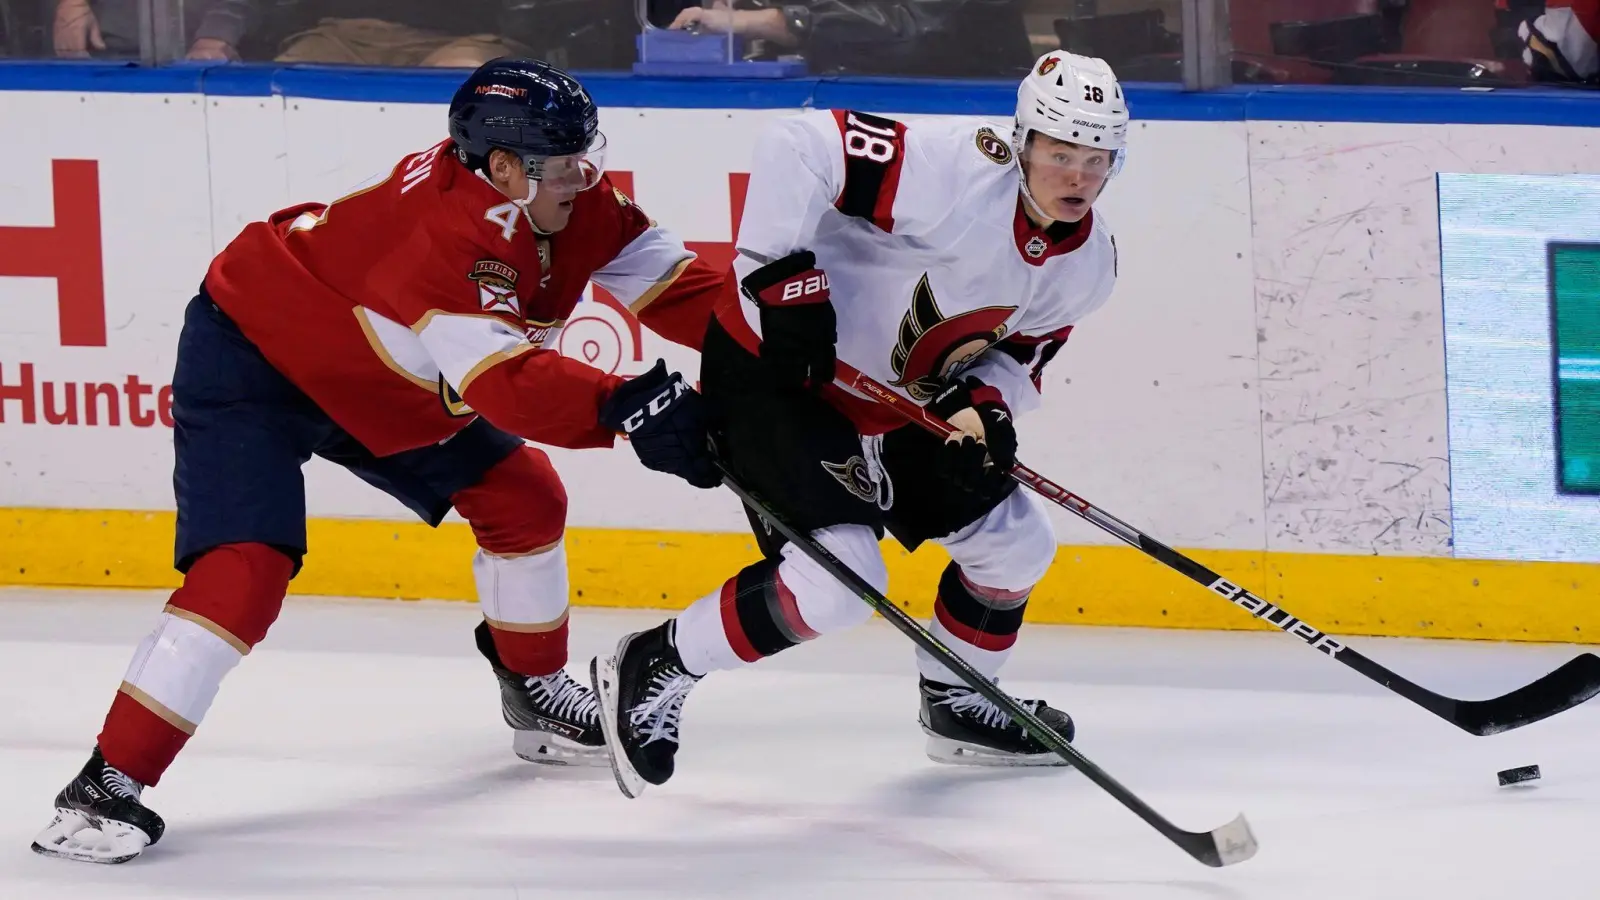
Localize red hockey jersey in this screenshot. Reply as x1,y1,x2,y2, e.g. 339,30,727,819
205,140,721,456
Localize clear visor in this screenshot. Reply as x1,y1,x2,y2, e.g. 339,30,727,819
526,131,608,193
1025,139,1121,185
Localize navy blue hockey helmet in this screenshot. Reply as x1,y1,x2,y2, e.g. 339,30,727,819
448,57,606,191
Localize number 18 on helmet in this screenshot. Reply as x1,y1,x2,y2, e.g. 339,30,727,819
1012,52,1130,190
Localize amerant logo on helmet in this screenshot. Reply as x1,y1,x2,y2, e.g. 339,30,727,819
475,84,528,99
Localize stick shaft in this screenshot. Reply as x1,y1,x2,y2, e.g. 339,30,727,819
837,361,1600,736
718,465,1254,866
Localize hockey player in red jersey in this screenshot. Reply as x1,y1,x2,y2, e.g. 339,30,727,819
32,58,722,864
592,52,1128,797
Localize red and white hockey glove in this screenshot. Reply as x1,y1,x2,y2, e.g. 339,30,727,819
928,377,1017,494
740,249,836,392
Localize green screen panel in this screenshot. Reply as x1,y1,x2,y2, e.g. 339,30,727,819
1552,242,1600,494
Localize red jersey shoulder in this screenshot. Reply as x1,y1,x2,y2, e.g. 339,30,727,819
423,149,538,252
364,145,540,323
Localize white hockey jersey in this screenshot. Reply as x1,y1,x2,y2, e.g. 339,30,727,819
717,108,1119,435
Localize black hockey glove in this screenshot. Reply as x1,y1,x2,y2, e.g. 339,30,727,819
740,249,836,392
599,360,721,490
927,377,1017,494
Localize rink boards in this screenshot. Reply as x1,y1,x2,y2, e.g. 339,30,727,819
1,66,1599,642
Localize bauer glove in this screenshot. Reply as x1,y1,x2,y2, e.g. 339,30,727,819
599,359,721,489
927,376,1017,493
740,249,836,392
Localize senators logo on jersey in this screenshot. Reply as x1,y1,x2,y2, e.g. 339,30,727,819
889,274,1014,401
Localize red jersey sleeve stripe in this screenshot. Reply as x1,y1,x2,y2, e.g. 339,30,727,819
831,109,908,233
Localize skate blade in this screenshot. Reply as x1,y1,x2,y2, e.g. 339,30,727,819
31,808,150,864
512,730,609,768
590,651,648,799
924,733,1074,768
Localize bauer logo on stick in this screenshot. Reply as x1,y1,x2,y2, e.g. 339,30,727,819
1208,577,1346,657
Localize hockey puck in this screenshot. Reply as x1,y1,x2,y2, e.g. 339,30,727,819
1497,764,1541,787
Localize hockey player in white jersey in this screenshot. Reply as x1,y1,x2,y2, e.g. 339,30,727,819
592,51,1127,796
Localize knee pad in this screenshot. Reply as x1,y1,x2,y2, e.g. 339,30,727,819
452,446,567,556
105,541,293,783
780,524,886,633
166,542,294,650
942,490,1056,592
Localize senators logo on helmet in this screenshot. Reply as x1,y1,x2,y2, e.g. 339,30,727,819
1037,55,1060,77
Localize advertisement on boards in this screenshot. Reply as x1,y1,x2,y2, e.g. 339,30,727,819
1439,173,1600,563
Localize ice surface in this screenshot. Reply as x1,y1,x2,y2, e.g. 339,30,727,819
4,588,1598,899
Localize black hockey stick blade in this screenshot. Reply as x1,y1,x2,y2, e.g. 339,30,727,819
1340,645,1600,735
718,466,1259,868
1449,652,1600,735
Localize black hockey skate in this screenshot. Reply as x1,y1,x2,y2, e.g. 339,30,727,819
31,747,165,864
919,677,1076,767
476,621,606,766
590,621,701,798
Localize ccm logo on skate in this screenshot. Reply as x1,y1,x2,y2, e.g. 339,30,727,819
1208,578,1346,657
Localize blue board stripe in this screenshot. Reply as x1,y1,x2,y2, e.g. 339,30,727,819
0,60,1597,126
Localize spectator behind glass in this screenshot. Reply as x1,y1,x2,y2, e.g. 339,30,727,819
186,0,531,65
661,0,1032,77
1521,0,1600,83
52,0,140,57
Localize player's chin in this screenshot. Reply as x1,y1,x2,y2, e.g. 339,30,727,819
541,204,575,232
1050,197,1091,222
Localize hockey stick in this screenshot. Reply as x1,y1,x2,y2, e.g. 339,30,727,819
716,462,1259,868
835,361,1600,736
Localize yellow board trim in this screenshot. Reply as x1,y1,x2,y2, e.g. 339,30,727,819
3,508,1597,644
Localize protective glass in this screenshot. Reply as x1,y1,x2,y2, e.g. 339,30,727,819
526,131,608,193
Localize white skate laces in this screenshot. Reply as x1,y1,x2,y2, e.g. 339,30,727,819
525,671,599,725
100,767,143,801
936,685,1041,731
628,671,696,745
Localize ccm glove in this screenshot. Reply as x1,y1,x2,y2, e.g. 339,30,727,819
927,377,1017,493
599,359,721,489
740,249,836,391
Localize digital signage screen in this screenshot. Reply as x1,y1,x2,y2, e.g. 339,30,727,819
1438,174,1600,563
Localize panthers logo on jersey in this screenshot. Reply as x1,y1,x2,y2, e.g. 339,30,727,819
889,274,1014,401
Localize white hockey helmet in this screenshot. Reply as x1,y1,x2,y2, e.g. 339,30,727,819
1012,51,1129,178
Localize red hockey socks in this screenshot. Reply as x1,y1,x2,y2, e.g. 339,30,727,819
97,543,292,786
